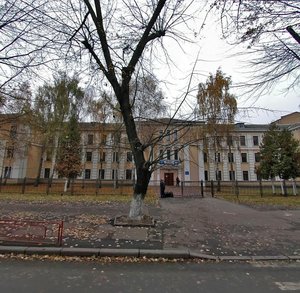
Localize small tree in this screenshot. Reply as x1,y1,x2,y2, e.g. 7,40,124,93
197,69,237,181
258,123,280,180
56,105,82,191
258,123,300,195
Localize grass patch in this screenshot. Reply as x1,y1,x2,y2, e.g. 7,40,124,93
220,194,300,208
0,193,158,205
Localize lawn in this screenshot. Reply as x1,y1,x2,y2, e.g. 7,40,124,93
220,194,300,208
0,193,158,205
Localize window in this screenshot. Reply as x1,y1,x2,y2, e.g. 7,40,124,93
174,149,178,160
227,136,233,146
113,152,119,162
243,171,249,181
87,134,94,145
112,169,118,180
229,170,235,181
126,169,132,180
46,150,52,161
86,152,92,162
85,169,91,179
159,149,163,159
4,166,11,178
240,135,246,146
174,130,178,141
253,136,259,146
100,152,106,162
216,170,222,181
215,153,221,163
10,125,17,139
204,170,209,181
127,152,132,162
99,169,105,180
113,133,120,145
241,153,247,163
228,153,234,163
101,134,107,145
255,152,260,163
44,168,50,179
166,130,170,142
167,149,171,160
6,147,14,158
203,152,207,163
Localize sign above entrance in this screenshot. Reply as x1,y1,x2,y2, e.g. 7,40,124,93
159,160,180,166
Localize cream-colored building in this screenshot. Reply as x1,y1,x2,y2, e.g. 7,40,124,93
1,112,299,184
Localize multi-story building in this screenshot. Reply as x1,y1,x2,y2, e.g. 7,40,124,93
0,112,299,185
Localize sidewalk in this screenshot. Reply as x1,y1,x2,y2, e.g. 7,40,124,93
0,197,299,260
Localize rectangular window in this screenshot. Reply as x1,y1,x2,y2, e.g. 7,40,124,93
227,136,233,146
112,169,118,180
174,149,178,160
215,153,221,163
87,134,94,145
243,171,249,181
84,169,91,179
127,152,132,162
241,153,247,163
100,151,106,162
44,168,50,179
228,153,234,163
10,125,17,139
255,152,260,163
167,130,170,142
229,170,235,181
167,149,171,160
4,166,11,178
159,149,163,159
86,151,92,162
203,152,207,163
102,134,107,145
240,135,246,146
99,169,105,180
204,170,209,181
46,150,52,161
113,152,119,162
174,130,178,141
253,136,259,146
126,169,132,180
216,170,222,181
6,147,14,158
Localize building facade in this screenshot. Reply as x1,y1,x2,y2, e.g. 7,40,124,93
0,112,299,185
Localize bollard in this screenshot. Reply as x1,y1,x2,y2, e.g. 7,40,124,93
200,180,204,197
211,180,214,197
21,177,26,194
181,181,184,196
259,179,263,197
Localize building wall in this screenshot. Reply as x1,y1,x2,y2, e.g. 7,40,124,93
2,114,299,183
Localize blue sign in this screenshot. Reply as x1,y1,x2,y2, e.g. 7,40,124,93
185,171,189,175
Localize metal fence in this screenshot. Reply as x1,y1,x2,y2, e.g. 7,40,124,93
0,177,298,197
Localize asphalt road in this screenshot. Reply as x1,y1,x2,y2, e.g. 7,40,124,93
0,258,299,293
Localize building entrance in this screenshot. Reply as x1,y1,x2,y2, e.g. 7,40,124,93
164,173,174,186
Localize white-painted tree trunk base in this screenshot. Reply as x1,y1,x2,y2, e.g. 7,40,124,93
64,179,68,192
292,180,297,195
129,193,144,220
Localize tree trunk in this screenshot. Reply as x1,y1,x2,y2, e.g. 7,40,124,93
35,142,46,186
128,166,151,219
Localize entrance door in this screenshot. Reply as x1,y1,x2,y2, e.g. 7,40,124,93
164,173,174,186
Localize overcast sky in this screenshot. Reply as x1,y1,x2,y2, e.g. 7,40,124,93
155,15,299,125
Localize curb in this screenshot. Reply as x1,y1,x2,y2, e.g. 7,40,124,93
0,246,299,262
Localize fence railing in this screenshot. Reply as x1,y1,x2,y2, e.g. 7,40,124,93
0,177,298,197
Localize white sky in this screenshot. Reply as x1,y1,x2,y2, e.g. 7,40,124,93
155,15,299,125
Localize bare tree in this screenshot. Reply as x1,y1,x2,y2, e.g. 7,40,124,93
3,0,206,219
217,0,300,94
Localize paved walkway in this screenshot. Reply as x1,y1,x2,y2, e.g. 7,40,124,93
0,197,299,258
